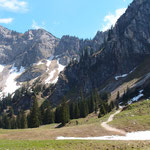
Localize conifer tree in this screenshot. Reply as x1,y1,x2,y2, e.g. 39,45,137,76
90,92,95,113
21,111,28,129
94,89,99,113
16,113,21,129
28,97,40,128
9,107,14,118
74,103,80,119
61,98,70,126
40,105,45,125
69,103,75,119
45,106,55,124
55,106,61,123
11,116,17,129
2,114,10,129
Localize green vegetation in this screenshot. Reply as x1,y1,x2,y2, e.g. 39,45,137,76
0,140,150,150
110,100,150,132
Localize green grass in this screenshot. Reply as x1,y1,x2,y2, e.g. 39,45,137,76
0,140,150,150
1,101,150,149
66,111,113,127
109,100,150,132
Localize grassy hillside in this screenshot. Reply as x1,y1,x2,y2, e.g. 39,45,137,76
0,112,121,141
0,140,150,150
109,100,150,132
0,100,150,149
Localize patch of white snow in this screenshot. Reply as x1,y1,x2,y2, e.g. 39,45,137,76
0,64,4,73
115,74,128,80
128,90,144,105
45,70,56,84
46,55,54,72
115,67,137,80
2,65,25,96
37,61,44,66
56,131,150,140
45,59,65,84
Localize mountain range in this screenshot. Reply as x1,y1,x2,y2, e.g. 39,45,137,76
0,0,150,108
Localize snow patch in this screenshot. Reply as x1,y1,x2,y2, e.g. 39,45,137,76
115,68,136,80
46,55,54,72
56,131,150,140
53,60,65,83
45,70,56,84
45,59,65,84
0,64,4,73
37,61,44,66
128,90,144,105
2,65,25,97
115,74,128,80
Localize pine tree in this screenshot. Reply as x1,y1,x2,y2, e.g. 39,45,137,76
28,97,40,128
116,91,120,100
10,116,17,129
16,113,21,129
116,91,120,109
69,103,75,119
40,105,45,125
45,106,54,124
74,103,80,119
99,102,106,118
0,116,3,128
49,110,55,124
2,114,10,129
94,89,99,113
55,106,61,123
110,101,115,110
80,100,89,118
20,111,28,129
90,92,95,113
61,98,70,126
9,107,14,118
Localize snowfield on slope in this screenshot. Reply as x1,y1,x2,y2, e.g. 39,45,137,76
1,65,25,97
128,90,144,104
45,59,65,84
0,65,4,73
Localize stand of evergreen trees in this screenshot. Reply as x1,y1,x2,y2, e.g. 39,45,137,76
0,89,116,129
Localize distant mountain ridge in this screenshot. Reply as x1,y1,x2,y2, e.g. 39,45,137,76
0,24,106,97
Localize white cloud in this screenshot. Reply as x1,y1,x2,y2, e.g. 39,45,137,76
0,18,13,23
32,20,45,30
102,8,126,32
0,0,28,12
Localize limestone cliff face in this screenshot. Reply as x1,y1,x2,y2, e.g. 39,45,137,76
49,0,150,103
0,28,59,67
0,22,106,97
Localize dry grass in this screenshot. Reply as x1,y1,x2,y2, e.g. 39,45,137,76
0,112,122,140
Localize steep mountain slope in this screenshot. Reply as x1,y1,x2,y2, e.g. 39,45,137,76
49,0,150,104
0,25,106,98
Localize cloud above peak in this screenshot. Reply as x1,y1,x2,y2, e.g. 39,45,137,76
102,8,126,32
31,20,46,30
0,0,28,12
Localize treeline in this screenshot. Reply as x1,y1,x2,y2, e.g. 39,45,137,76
0,89,116,129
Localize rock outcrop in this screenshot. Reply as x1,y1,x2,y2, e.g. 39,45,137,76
49,0,150,104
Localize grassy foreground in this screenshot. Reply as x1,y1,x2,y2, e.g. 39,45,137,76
0,100,150,149
110,100,150,132
0,140,150,150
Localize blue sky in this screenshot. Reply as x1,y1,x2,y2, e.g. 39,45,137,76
0,0,133,39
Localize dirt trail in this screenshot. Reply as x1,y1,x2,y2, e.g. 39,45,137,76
101,109,126,135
